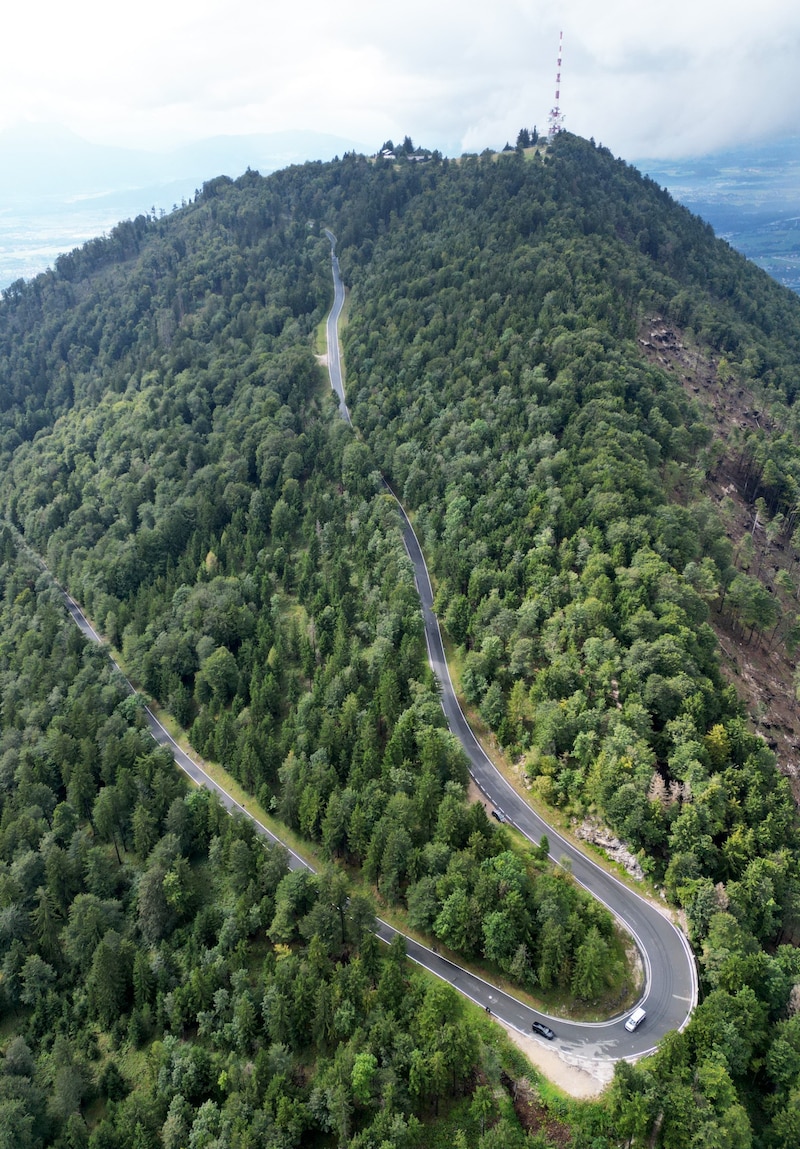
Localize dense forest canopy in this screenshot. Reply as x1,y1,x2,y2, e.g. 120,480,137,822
2,133,800,1146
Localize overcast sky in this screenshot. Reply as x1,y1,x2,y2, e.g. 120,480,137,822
3,0,800,162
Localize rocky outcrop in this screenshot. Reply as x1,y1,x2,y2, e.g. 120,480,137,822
573,818,645,882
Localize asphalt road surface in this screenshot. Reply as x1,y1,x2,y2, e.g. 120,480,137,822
324,229,350,423
321,231,698,1060
27,231,697,1066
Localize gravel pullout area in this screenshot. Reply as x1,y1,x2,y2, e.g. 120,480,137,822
499,1022,615,1098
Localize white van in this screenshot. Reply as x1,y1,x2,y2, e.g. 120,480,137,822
625,1007,646,1032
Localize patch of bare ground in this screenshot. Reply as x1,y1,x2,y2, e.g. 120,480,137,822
467,778,488,808
499,1022,612,1101
638,318,800,790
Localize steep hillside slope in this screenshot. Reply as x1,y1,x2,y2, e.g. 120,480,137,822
338,137,800,892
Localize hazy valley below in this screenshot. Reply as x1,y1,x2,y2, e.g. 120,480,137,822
639,134,800,294
0,183,195,286
0,124,365,289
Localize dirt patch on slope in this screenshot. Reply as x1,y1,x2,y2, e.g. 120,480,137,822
500,1021,612,1100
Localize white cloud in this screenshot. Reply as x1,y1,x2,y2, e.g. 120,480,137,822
3,0,800,160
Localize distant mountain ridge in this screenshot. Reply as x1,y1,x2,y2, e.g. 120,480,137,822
0,123,367,200
0,123,366,288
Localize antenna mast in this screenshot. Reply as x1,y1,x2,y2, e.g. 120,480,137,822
548,31,566,140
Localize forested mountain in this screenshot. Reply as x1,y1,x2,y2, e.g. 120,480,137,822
3,133,800,1147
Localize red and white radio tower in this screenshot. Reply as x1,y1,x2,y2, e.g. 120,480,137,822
547,31,566,140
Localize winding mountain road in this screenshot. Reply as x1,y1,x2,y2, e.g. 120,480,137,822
321,230,698,1062
324,233,350,424
30,231,697,1078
